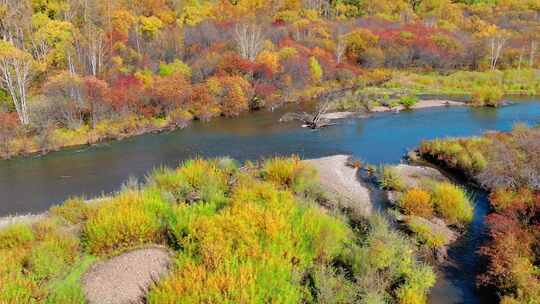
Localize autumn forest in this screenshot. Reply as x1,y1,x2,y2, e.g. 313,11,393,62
0,1,540,304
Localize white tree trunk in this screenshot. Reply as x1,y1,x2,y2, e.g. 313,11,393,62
234,23,263,61
0,55,31,125
530,40,537,67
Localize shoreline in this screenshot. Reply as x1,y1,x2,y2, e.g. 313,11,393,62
370,99,467,113
0,197,108,229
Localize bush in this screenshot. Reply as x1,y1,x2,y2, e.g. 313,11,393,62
400,188,433,217
28,232,80,282
147,158,229,205
83,190,168,255
0,223,35,249
45,255,96,304
431,182,473,224
261,156,319,196
49,197,94,224
379,166,405,191
400,96,419,109
471,86,503,107
406,217,446,248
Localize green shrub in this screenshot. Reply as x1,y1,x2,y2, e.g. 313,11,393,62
310,265,357,303
400,96,419,109
261,156,319,196
379,166,405,191
471,86,503,107
28,233,79,282
406,217,446,248
431,182,473,224
148,158,228,205
45,255,96,304
0,223,35,249
49,197,94,225
83,190,167,255
0,274,39,304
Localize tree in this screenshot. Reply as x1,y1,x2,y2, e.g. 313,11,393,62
42,71,86,129
83,76,110,128
151,73,190,115
234,22,264,61
0,40,33,125
308,56,323,83
477,25,512,70
0,111,18,156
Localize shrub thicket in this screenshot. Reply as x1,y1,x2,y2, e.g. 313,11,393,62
400,188,433,218
0,157,436,304
431,182,473,225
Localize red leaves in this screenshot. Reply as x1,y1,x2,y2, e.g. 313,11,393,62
108,75,145,113
0,112,19,131
217,53,256,76
150,73,190,114
479,188,540,293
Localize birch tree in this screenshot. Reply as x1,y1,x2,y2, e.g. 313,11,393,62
0,40,33,125
477,25,511,71
234,22,264,61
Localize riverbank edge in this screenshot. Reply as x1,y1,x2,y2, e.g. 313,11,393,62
0,197,108,229
3,91,537,161
0,98,471,161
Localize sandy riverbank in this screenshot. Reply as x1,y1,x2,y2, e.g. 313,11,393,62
371,99,467,113
304,155,380,217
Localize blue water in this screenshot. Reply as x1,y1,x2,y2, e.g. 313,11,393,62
0,99,538,217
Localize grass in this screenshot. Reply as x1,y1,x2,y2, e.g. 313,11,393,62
45,255,96,304
261,155,320,197
82,190,168,256
378,69,540,97
0,223,35,249
406,216,447,248
49,197,95,225
379,166,405,191
419,137,490,176
431,182,473,225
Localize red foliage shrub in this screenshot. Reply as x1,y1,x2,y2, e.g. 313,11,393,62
108,75,146,114
0,112,19,155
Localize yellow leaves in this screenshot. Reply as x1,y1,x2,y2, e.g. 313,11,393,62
179,1,214,26
278,47,298,59
0,41,32,61
274,9,301,22
156,9,177,25
112,10,136,35
206,77,222,96
139,16,164,38
256,50,281,74
134,69,154,87
309,56,323,83
344,28,379,61
158,59,192,78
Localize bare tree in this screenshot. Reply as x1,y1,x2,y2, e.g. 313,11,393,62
530,39,537,67
0,41,32,125
336,37,346,64
234,22,264,61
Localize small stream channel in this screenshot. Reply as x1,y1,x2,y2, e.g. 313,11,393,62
0,97,539,302
427,186,493,304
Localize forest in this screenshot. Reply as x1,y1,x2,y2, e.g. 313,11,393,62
1,0,540,158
